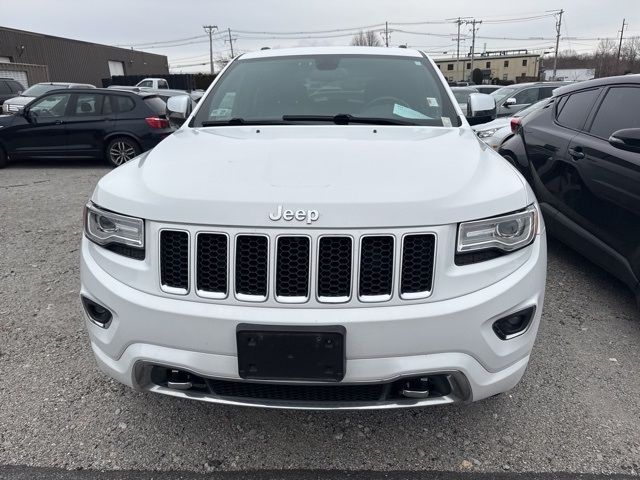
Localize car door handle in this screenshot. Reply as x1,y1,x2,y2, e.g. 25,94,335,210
54,120,64,125
568,147,585,160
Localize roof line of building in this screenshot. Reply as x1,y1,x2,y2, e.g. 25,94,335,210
0,25,165,58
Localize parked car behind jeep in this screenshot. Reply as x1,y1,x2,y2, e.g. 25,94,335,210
499,74,640,305
0,88,173,168
2,81,95,114
491,81,569,117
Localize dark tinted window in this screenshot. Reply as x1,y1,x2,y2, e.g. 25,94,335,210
8,80,23,92
74,93,103,115
589,86,640,139
0,80,10,94
113,95,135,113
143,96,167,115
514,88,538,104
555,88,600,131
539,86,556,99
103,95,113,115
29,93,71,118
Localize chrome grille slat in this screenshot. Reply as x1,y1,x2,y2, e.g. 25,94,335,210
159,230,189,294
159,229,435,305
196,233,228,298
235,235,269,301
275,236,311,302
358,235,395,301
317,236,353,302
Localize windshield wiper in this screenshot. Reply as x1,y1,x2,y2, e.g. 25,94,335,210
200,118,291,127
282,114,417,126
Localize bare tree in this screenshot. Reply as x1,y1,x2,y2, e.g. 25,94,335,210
595,38,618,77
351,30,382,47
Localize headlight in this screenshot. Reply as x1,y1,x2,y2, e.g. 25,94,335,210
8,105,19,112
456,205,538,263
476,128,498,139
84,203,145,259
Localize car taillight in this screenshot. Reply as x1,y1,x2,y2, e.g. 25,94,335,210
510,118,521,133
145,116,170,129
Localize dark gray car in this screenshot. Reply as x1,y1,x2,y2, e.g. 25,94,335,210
492,81,568,117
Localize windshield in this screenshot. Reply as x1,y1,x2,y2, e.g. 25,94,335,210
21,84,63,97
192,54,461,127
452,88,477,104
491,86,519,103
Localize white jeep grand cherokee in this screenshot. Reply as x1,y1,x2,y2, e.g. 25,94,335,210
80,47,546,410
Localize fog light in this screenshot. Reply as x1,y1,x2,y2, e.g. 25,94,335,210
81,296,113,328
492,307,535,340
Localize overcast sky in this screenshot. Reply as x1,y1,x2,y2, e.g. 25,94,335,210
3,0,639,72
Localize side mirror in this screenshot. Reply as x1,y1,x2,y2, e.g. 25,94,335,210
166,95,191,126
467,93,496,125
504,97,517,107
609,128,640,154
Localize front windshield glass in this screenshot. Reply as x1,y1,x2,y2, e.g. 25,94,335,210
452,88,476,103
491,86,519,103
21,84,61,97
192,54,461,127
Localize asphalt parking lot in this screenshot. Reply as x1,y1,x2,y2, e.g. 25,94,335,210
1,161,639,478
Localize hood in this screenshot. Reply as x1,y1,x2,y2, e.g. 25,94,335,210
93,125,529,228
0,114,17,127
4,96,33,107
472,117,510,132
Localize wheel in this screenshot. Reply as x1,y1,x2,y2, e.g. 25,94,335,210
0,147,7,169
105,137,141,167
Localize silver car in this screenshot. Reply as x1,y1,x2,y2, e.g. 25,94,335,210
2,82,95,113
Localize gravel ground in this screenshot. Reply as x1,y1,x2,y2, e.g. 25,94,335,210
1,160,639,477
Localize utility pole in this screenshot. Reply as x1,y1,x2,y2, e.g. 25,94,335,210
617,18,627,66
203,25,218,75
552,9,563,80
467,19,481,80
226,28,237,58
455,18,462,81
384,21,389,47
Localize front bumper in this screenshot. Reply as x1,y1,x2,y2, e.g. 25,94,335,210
80,234,546,409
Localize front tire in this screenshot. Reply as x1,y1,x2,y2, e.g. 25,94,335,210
105,137,141,167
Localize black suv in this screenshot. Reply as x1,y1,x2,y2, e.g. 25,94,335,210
0,77,24,105
0,88,174,168
499,74,640,304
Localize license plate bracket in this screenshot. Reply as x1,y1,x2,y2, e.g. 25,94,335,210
236,324,346,382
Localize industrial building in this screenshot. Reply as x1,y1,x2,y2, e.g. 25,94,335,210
0,26,168,88
434,50,541,84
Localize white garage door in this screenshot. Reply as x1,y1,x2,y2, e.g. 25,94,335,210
0,70,28,89
108,60,125,77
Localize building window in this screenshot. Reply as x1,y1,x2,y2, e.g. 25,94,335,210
448,76,453,82
503,74,508,80
504,60,509,67
521,72,526,77
466,62,471,69
522,59,528,66
447,64,454,71
486,61,491,68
